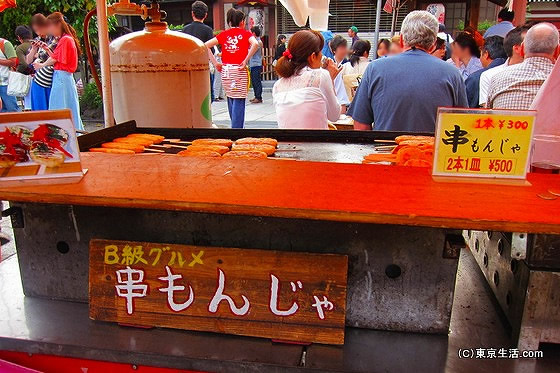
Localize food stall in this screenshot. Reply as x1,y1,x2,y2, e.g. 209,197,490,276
0,120,558,371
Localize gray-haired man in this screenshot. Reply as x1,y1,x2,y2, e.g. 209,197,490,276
487,22,559,110
349,10,467,132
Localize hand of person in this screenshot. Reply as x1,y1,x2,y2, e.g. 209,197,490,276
32,61,44,70
325,59,343,81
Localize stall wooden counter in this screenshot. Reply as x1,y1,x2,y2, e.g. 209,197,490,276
0,152,559,234
1,151,560,369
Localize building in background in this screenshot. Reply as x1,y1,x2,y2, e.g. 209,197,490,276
117,0,277,47
527,0,560,27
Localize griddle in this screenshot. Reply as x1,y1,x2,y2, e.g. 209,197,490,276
78,121,431,163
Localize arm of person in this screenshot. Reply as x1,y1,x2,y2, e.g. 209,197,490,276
32,56,56,71
319,69,342,122
347,68,374,130
26,43,39,64
242,36,260,66
478,72,491,107
353,120,373,130
0,40,17,68
15,45,29,74
205,38,221,71
455,74,469,108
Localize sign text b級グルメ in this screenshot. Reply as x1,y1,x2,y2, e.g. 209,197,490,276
89,239,348,345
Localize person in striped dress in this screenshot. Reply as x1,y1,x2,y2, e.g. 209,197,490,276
33,12,83,130
27,14,58,111
206,8,259,128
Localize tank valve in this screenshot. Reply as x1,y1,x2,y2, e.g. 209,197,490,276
141,0,167,22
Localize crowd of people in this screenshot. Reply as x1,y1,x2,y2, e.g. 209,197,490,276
0,12,83,129
1,2,557,134
267,9,559,132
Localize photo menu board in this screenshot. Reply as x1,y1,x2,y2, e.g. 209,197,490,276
0,110,84,185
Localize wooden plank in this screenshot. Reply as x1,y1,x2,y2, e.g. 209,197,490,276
1,153,560,234
89,239,348,345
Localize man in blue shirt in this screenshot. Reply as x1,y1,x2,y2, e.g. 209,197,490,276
348,11,467,132
465,36,507,108
484,9,515,38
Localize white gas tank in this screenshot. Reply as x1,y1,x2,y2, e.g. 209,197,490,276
110,22,211,128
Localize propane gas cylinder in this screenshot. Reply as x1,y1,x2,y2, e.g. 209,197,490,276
110,21,211,128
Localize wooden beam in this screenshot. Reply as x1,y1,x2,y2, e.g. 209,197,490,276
466,0,481,28
512,0,528,26
213,0,225,30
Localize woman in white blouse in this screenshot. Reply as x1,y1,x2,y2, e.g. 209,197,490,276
273,30,341,129
341,40,371,76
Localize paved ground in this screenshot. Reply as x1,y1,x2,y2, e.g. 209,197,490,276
84,81,279,133
213,82,277,129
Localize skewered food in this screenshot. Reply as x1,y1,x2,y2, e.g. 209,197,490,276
395,135,434,145
185,145,230,155
29,142,66,167
403,159,432,167
191,138,233,148
127,133,165,144
362,153,397,164
178,150,222,157
235,137,278,148
114,137,154,147
101,142,144,153
363,135,434,168
31,124,69,146
89,148,135,154
223,150,268,159
31,124,73,159
8,125,33,146
0,154,18,168
231,143,276,156
0,128,30,167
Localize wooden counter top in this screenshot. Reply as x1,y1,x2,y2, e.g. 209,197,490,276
1,153,560,234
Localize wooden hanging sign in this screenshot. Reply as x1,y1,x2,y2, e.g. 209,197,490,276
89,239,348,345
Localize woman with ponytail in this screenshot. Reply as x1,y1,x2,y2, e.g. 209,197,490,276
342,39,371,76
273,30,342,129
33,12,83,130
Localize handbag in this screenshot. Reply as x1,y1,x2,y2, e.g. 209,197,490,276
7,71,32,97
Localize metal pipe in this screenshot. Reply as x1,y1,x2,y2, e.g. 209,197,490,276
373,0,382,58
96,0,114,127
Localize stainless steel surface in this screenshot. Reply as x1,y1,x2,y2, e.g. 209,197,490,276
1,251,559,372
274,142,377,163
13,202,458,334
465,230,560,350
511,232,528,260
518,271,560,351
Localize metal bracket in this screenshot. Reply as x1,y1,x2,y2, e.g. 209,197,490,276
2,206,24,228
511,232,528,260
443,233,465,259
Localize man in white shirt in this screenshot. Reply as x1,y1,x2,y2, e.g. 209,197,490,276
329,35,350,111
487,22,559,110
479,25,528,107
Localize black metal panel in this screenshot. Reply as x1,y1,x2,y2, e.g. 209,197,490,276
527,234,560,270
